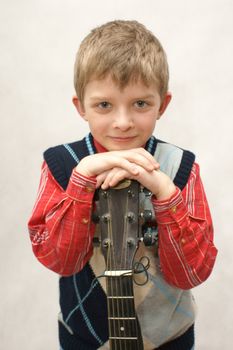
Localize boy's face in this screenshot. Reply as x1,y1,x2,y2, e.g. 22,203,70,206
73,75,171,151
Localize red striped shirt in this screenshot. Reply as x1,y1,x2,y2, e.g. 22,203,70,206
28,161,217,289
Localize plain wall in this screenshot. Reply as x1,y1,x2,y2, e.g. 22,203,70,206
1,0,232,348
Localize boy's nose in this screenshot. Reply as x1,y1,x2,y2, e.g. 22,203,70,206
113,111,133,130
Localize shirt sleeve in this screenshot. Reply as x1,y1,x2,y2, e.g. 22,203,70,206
152,162,218,290
28,161,97,276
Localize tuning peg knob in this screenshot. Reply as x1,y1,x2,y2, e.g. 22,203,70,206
143,227,158,246
142,210,153,223
91,212,100,223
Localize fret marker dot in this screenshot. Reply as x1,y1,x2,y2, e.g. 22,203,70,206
120,326,124,331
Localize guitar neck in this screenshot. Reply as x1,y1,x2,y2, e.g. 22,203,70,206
106,275,143,350
98,180,144,349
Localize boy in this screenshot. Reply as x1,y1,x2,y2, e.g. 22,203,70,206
28,20,217,349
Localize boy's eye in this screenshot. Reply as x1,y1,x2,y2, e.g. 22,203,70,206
134,100,148,108
98,101,111,109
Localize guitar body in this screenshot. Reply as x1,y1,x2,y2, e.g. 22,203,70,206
98,180,144,350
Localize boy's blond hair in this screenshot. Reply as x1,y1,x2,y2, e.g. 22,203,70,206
74,20,169,103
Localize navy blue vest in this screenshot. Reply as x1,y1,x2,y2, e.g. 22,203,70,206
44,133,195,350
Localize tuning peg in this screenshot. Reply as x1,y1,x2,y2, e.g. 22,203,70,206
143,210,153,223
93,190,99,201
91,212,100,223
139,210,153,223
127,238,136,247
142,227,158,246
143,188,152,197
101,214,110,223
92,237,101,247
127,212,135,222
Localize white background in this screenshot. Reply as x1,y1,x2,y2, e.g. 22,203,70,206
1,0,232,349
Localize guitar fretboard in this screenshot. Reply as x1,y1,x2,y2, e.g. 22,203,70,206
106,275,143,350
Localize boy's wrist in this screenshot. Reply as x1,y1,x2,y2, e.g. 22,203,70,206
73,169,97,183
146,170,176,201
66,169,96,201
151,188,188,225
75,158,94,177
154,182,177,200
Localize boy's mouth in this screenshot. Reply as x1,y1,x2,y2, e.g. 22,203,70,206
109,136,137,142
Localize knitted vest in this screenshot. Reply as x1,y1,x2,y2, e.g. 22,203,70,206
44,133,195,350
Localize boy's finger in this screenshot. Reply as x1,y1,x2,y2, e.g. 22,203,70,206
102,168,129,189
125,152,158,171
109,157,139,175
114,148,159,171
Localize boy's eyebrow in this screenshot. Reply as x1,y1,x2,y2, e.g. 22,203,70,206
133,94,156,100
89,96,110,101
89,94,156,101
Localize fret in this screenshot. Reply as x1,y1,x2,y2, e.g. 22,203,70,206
109,337,138,340
107,296,134,299
110,338,140,350
108,317,136,319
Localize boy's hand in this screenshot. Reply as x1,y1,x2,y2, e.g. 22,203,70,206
96,165,176,201
75,148,159,177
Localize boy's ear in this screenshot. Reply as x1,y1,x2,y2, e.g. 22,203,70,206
72,96,87,121
158,92,172,119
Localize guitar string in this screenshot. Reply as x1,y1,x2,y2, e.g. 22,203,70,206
134,185,142,350
130,183,138,349
124,183,139,350
119,190,127,350
122,184,136,349
116,192,124,350
108,195,116,350
107,192,122,350
106,193,113,349
128,184,138,349
122,192,129,350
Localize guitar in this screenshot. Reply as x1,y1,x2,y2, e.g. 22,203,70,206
97,180,144,350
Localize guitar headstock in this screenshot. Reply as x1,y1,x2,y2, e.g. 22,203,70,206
98,180,141,273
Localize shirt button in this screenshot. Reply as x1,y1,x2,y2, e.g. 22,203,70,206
82,218,89,224
181,238,186,244
170,206,177,213
85,186,94,193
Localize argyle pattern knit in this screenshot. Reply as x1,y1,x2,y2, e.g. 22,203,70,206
42,133,197,349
